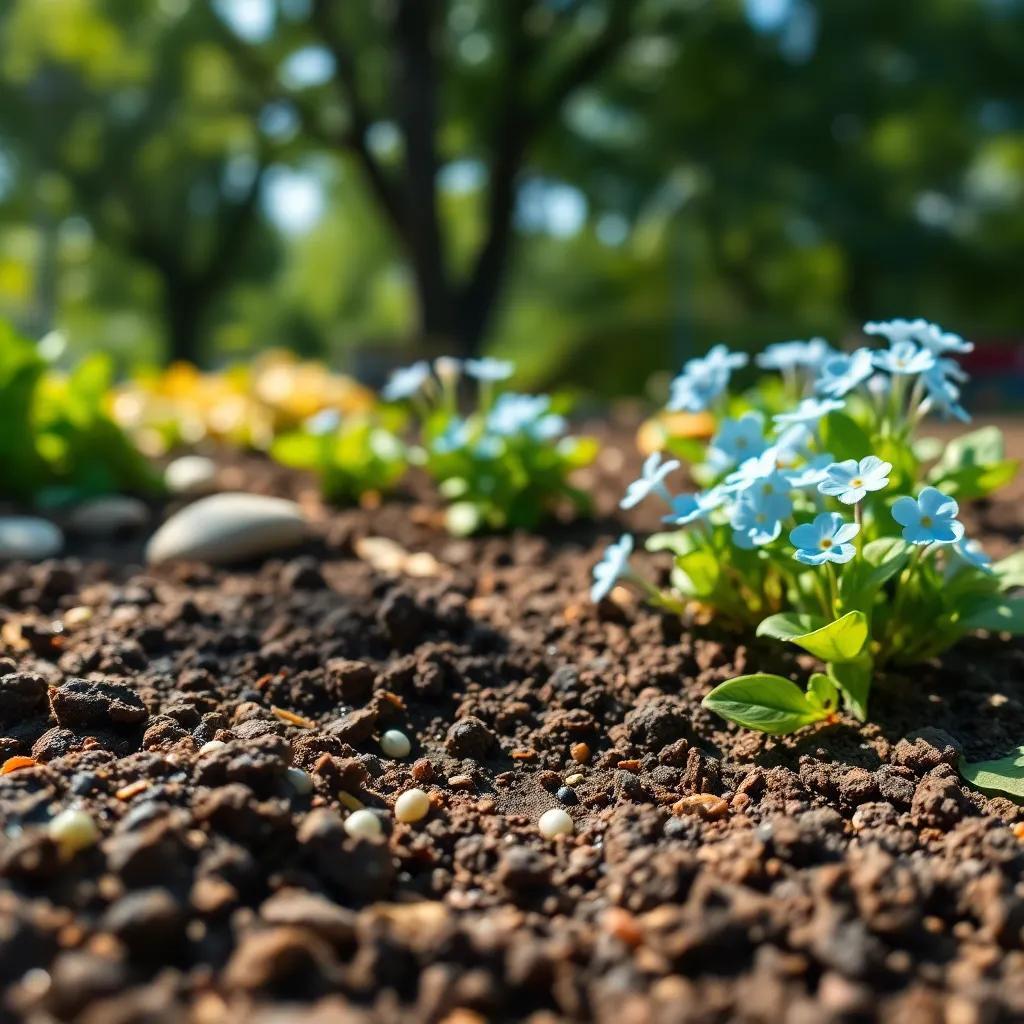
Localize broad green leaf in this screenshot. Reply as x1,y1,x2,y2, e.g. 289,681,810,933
675,550,720,597
663,436,707,464
702,674,829,735
929,426,1017,499
994,552,1024,592
960,597,1024,635
756,612,827,642
931,459,1018,500
827,655,872,721
806,672,839,713
646,530,696,557
932,426,1005,475
958,747,1024,801
759,610,868,662
820,411,872,462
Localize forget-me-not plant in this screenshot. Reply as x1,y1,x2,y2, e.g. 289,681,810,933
597,320,1022,737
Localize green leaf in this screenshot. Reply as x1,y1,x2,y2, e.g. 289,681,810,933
827,655,872,721
933,426,1005,474
820,411,872,462
758,610,868,663
675,550,720,597
994,552,1024,592
756,612,827,641
702,674,829,735
959,597,1024,635
840,538,911,606
931,459,1018,500
806,672,839,713
929,426,1018,499
646,530,696,557
958,746,1024,801
663,436,707,464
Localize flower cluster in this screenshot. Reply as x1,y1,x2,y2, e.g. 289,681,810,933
382,357,596,535
593,320,1022,735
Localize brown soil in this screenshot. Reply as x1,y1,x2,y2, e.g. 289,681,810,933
1,419,1023,1024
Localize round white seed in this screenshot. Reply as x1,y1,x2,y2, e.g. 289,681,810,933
538,807,574,839
199,740,227,755
394,788,430,823
380,729,411,759
344,808,384,840
47,808,100,855
285,767,314,795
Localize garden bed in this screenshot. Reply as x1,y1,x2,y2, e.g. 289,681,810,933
1,419,1023,1024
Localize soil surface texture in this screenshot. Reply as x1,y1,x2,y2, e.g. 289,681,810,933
1,419,1023,1024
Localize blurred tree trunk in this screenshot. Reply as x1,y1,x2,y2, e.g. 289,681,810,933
162,277,204,365
233,0,636,360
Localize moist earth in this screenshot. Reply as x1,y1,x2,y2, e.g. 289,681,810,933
1,425,1023,1024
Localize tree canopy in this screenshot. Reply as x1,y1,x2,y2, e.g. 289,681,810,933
0,0,1021,392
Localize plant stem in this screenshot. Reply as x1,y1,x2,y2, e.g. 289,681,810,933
828,562,841,615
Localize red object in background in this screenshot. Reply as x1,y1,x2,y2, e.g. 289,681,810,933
960,339,1024,410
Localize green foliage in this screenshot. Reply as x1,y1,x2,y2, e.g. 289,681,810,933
603,325,1023,738
0,321,160,503
271,413,408,505
958,747,1024,802
702,672,837,736
387,360,596,535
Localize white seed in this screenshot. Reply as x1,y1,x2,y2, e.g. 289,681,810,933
394,788,430,823
47,809,100,855
538,807,574,839
286,767,314,795
344,808,384,840
380,729,411,759
564,773,584,786
199,740,227,755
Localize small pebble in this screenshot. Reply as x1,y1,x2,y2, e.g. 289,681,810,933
570,742,591,764
394,788,430,823
285,767,314,795
344,808,384,840
199,740,227,755
538,807,574,839
0,516,63,561
556,786,578,806
564,773,584,786
380,729,412,759
47,808,100,856
164,454,217,494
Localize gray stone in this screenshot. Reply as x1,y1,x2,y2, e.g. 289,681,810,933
0,516,63,561
146,492,308,565
67,496,149,536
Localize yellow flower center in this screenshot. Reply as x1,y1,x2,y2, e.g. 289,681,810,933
821,538,833,549
921,515,933,527
851,477,863,488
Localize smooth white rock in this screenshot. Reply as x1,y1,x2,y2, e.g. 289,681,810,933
344,809,384,840
394,789,430,823
0,517,63,561
538,807,574,839
67,496,149,536
146,492,308,565
380,729,412,758
164,455,217,495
